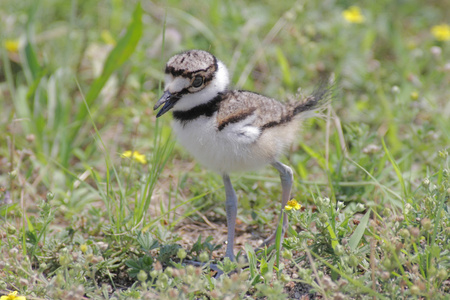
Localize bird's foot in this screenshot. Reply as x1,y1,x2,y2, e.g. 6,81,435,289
183,256,244,278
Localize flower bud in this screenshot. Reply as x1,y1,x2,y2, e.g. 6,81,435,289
199,252,209,262
282,249,293,260
438,149,448,159
137,270,148,282
9,170,17,179
164,267,173,277
399,228,410,239
186,265,195,275
410,227,420,238
168,288,179,298
421,218,432,230
318,213,328,223
356,203,365,212
380,271,390,281
437,269,448,281
348,255,358,267
177,248,187,260
7,225,16,235
410,285,420,295
150,270,159,278
59,254,71,266
334,244,345,256
280,273,290,283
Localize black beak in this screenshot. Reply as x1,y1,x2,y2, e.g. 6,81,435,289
154,91,178,118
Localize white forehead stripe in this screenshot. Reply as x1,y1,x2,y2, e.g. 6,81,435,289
165,76,191,94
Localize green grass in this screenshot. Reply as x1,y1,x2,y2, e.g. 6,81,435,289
1,0,450,299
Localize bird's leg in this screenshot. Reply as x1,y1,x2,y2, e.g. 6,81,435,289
183,175,237,277
223,174,238,261
260,161,293,248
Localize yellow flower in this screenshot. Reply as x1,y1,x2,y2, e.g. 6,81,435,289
285,199,301,211
121,150,147,164
80,244,88,253
4,39,20,53
101,30,116,46
1,291,26,300
431,24,450,41
121,150,133,158
342,6,365,24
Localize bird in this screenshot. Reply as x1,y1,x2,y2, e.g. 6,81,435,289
154,49,332,261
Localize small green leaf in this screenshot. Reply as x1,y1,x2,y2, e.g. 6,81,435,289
348,210,371,251
275,47,293,89
24,40,41,80
137,231,159,252
142,255,154,266
300,142,333,173
125,259,140,269
326,221,339,250
244,243,259,283
260,257,268,276
0,203,18,217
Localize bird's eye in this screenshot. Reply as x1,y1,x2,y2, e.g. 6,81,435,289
192,76,203,88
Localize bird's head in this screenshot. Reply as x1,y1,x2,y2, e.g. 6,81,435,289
154,50,230,117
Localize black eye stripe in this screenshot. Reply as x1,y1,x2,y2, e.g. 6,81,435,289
177,88,191,96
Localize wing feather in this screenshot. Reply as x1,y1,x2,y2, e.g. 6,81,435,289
216,91,291,131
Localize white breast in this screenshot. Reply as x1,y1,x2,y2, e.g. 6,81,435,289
172,114,276,174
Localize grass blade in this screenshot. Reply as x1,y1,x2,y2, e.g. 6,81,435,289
68,3,143,163
300,142,333,172
381,137,406,199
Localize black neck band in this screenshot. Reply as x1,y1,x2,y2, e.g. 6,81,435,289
172,93,224,122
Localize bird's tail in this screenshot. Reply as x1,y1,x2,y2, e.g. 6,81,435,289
291,78,336,116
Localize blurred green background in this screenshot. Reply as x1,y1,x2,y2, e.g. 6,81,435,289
0,0,449,298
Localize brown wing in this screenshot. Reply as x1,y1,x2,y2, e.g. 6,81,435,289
216,90,292,131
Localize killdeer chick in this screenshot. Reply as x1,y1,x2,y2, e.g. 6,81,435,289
154,50,331,261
